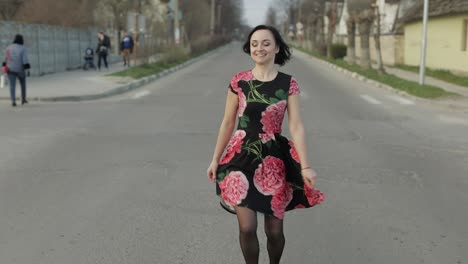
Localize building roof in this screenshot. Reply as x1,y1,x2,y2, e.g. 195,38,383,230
401,0,468,24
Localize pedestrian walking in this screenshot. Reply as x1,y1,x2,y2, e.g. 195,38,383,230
120,32,134,67
96,31,110,70
207,25,325,264
2,34,30,107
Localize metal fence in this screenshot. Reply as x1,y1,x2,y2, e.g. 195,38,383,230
0,21,102,76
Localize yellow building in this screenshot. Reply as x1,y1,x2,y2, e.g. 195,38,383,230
401,0,468,74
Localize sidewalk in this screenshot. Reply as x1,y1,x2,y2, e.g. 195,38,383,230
296,47,468,111
0,62,130,102
368,65,468,111
383,66,468,98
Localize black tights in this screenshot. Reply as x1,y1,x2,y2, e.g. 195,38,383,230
236,207,285,264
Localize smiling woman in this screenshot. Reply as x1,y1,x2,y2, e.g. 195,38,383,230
207,24,325,264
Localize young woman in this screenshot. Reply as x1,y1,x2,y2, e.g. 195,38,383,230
207,25,325,264
2,34,30,107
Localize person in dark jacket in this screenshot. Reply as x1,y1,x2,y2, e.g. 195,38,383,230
96,32,111,70
120,32,134,67
2,34,30,107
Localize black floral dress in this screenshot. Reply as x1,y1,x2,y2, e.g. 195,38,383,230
216,70,325,219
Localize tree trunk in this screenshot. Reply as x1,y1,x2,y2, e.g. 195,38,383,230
374,7,386,74
309,21,316,51
346,16,356,64
357,9,374,70
326,16,333,58
317,16,326,56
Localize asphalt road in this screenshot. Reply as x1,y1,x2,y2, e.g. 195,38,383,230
0,43,467,264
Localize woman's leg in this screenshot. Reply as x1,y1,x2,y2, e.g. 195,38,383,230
103,54,108,68
235,206,259,264
7,73,16,105
264,214,285,264
97,54,102,69
19,75,27,103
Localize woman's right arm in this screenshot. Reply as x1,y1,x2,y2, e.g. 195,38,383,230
211,89,238,162
207,89,238,182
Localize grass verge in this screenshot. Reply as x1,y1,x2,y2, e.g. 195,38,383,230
294,46,458,99
110,39,227,79
394,64,468,88
110,60,186,79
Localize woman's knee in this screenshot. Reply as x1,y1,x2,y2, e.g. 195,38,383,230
265,227,284,241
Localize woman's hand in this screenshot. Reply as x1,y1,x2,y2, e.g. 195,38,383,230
301,168,317,189
207,160,218,183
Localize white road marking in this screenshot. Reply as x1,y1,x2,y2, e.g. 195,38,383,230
386,95,415,105
437,115,468,126
133,90,150,99
360,94,382,105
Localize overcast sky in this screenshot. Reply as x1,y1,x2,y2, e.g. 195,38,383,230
242,0,273,27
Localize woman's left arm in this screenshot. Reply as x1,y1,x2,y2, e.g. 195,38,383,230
287,94,316,189
22,48,30,70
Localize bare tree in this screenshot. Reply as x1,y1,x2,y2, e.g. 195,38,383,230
346,9,357,64
326,0,337,59
372,0,385,74
352,0,374,69
299,0,324,51
265,6,277,26
13,0,97,27
0,0,26,21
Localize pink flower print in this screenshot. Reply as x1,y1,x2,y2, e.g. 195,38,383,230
237,90,247,117
229,71,252,117
304,185,326,206
295,204,306,209
288,140,300,163
230,70,255,91
219,171,249,207
220,130,246,164
289,76,300,96
253,156,286,195
271,184,293,219
259,100,287,143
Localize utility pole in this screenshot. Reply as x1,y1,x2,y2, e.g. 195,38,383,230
419,0,429,85
210,0,215,35
134,13,138,66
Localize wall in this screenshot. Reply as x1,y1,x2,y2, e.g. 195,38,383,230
0,21,99,76
337,34,405,65
404,14,468,74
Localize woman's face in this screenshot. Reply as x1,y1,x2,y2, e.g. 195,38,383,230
249,29,279,66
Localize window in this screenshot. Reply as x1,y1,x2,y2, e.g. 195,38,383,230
463,19,468,51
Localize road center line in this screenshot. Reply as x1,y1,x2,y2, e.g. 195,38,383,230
133,90,150,99
386,95,415,105
360,94,382,105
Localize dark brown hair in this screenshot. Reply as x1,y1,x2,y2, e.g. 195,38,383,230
242,25,291,66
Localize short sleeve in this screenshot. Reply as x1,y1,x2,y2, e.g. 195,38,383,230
289,76,300,96
228,75,239,95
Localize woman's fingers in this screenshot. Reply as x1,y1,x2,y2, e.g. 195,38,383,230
207,168,216,183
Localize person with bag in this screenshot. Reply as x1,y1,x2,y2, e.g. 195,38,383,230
2,34,30,107
206,25,325,264
96,32,110,70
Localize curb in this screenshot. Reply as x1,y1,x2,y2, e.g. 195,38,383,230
3,43,229,102
293,48,468,111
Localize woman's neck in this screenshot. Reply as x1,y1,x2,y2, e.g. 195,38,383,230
252,64,277,81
